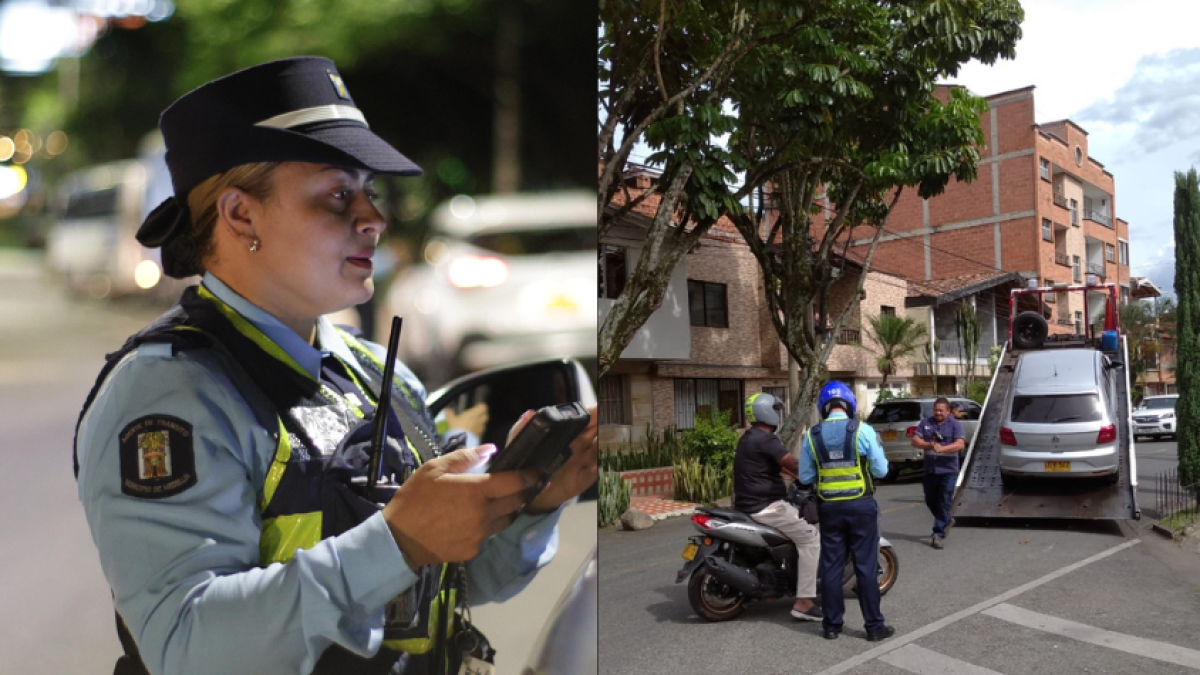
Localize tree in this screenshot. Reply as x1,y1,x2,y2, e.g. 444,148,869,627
1099,300,1157,393
862,314,928,387
1173,169,1200,488
597,1,804,378
955,301,982,395
720,1,1022,446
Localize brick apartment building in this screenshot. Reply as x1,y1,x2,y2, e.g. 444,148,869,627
820,85,1132,334
599,171,909,449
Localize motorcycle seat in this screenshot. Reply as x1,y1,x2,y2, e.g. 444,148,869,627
696,507,755,523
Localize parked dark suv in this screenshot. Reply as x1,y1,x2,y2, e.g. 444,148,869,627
866,397,981,480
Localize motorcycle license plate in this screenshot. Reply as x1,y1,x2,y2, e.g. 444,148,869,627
681,543,698,561
882,430,897,441
1044,461,1070,472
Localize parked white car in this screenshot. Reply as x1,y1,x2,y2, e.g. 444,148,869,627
1132,394,1179,441
385,191,596,388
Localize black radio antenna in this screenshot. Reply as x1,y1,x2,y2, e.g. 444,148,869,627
367,316,402,491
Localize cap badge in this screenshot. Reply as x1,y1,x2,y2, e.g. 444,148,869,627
329,72,352,100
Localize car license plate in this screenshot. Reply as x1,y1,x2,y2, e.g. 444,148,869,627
1044,461,1071,472
681,543,698,561
883,430,898,441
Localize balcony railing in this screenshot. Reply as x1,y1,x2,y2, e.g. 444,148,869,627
1053,193,1068,209
1086,262,1106,280
1057,314,1074,326
836,328,861,345
1054,252,1071,267
1085,210,1113,228
933,337,993,361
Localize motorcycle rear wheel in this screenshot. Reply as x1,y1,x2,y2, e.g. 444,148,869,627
848,546,900,597
687,565,746,622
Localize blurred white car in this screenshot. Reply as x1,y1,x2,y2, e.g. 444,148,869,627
386,191,596,387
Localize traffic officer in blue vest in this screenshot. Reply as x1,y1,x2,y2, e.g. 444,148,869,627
799,381,894,641
73,57,599,675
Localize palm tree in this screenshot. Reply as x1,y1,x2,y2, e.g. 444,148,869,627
862,314,929,387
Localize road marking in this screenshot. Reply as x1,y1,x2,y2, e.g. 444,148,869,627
983,603,1200,670
880,502,923,515
812,538,1141,675
879,644,1004,675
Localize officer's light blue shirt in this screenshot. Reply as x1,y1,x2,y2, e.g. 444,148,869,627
799,411,889,485
77,274,561,675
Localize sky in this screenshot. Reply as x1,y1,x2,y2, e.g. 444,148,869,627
945,0,1200,298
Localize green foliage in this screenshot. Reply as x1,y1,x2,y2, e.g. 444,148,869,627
1174,169,1200,487
599,424,688,472
598,469,631,528
955,301,982,394
672,456,733,506
967,379,990,405
680,408,739,469
863,314,928,386
877,388,911,402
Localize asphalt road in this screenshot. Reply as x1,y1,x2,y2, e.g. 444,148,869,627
600,439,1200,675
0,250,594,675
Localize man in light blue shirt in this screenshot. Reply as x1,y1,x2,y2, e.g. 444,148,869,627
801,381,894,643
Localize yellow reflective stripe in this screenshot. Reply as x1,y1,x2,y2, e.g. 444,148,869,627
197,285,312,382
259,512,323,564
336,328,418,409
381,564,452,653
260,419,292,512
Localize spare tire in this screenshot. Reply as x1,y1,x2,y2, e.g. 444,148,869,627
1012,311,1049,350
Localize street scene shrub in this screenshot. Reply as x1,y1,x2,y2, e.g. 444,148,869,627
598,468,631,528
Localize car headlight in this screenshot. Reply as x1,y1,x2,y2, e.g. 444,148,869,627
1161,412,1175,420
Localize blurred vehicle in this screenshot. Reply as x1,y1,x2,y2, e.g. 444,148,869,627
44,133,188,301
386,191,596,387
998,348,1121,484
866,396,981,480
1132,394,1179,441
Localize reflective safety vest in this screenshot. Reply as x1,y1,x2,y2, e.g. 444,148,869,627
805,419,874,502
74,286,456,674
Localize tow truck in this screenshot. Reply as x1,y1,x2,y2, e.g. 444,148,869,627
951,281,1141,521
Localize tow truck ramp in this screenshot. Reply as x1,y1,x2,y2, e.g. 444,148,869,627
950,337,1140,521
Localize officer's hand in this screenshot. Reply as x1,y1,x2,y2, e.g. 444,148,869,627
382,445,538,571
444,403,489,438
520,405,599,515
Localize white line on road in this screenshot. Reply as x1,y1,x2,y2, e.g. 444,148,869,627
878,644,1005,675
812,538,1141,675
983,603,1200,671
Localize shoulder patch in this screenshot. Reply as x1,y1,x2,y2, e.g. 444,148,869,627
118,415,197,499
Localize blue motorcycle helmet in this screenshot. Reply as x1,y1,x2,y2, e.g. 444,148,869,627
818,381,857,418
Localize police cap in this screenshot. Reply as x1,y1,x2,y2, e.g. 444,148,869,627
137,56,422,270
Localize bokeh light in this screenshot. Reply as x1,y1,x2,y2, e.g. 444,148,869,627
0,137,14,162
0,165,29,199
46,131,68,155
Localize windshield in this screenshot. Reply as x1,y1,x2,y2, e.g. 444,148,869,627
1141,398,1177,410
867,402,922,424
466,226,595,256
1011,394,1102,424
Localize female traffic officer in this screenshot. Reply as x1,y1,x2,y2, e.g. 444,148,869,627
73,57,598,675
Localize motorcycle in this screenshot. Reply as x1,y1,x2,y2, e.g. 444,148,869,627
674,485,899,622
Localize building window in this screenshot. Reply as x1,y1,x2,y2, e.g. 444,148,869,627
1121,285,1130,305
1072,255,1081,283
1074,146,1084,166
1039,158,1050,181
598,376,628,425
1069,199,1079,226
881,305,895,317
1119,240,1129,266
1041,219,1053,242
600,245,627,299
674,378,743,429
1075,311,1083,335
688,280,728,328
1044,278,1055,302
1106,243,1115,263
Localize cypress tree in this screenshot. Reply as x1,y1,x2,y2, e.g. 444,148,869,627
1172,169,1200,488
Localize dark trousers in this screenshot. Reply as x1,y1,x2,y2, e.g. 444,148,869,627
923,472,956,537
818,496,885,633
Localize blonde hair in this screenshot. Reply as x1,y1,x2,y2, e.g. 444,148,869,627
164,162,281,277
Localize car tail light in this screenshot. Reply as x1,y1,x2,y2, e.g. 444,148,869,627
691,514,714,529
999,427,1017,445
1097,424,1117,443
448,255,508,288
906,426,917,438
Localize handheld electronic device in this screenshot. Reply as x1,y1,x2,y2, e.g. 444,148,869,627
487,402,591,478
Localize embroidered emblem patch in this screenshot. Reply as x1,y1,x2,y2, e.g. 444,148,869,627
118,415,197,499
328,72,352,100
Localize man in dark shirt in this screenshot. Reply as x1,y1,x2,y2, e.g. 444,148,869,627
911,397,965,549
733,393,821,621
